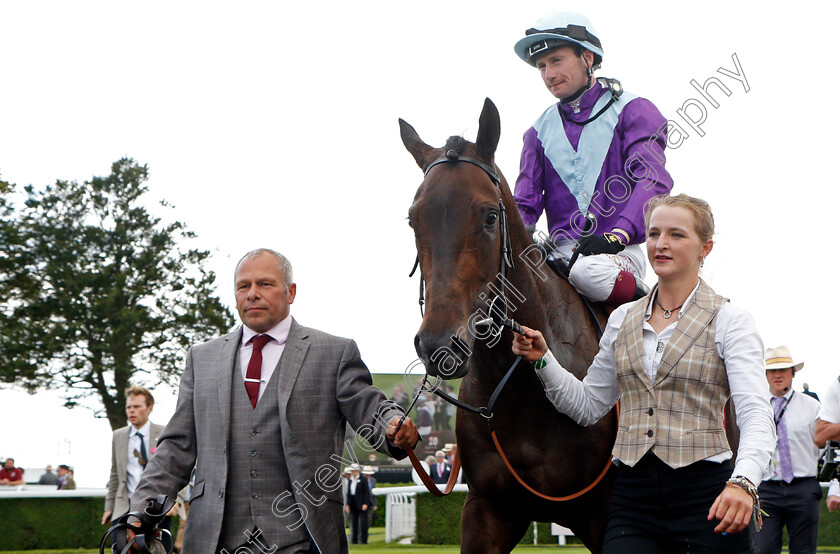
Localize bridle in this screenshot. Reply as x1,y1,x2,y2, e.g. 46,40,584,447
409,149,515,340
403,149,614,501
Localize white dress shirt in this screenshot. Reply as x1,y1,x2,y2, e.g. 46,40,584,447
763,389,821,481
239,315,292,403
126,419,151,495
535,281,776,487
819,378,840,424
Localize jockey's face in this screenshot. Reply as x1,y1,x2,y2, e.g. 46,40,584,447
535,45,593,100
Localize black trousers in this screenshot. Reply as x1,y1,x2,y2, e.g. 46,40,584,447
603,452,751,554
752,478,821,554
349,507,369,544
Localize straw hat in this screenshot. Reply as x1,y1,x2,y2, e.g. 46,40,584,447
362,466,376,475
443,443,456,452
348,463,361,472
765,346,804,372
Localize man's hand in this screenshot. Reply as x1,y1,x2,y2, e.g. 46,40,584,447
828,495,840,512
708,485,752,534
512,326,548,363
575,232,625,256
101,510,112,525
362,504,368,511
386,416,420,450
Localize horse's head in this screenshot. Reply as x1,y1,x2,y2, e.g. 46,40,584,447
400,98,521,380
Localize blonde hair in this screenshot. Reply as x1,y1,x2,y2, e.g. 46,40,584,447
644,194,714,243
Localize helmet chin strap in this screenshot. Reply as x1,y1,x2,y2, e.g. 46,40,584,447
560,56,593,105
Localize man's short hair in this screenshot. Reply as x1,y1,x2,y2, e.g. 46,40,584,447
235,248,294,288
4,458,13,465
58,464,71,471
125,384,155,407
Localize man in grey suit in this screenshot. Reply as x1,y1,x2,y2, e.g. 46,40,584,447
102,385,165,525
129,248,419,553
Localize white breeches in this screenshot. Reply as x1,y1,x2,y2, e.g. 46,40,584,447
549,241,646,302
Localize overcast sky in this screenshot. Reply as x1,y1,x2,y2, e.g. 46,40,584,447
2,1,838,486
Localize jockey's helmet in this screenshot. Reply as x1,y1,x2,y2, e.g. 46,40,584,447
514,11,603,68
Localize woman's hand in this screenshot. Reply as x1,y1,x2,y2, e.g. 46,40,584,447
512,325,549,362
707,484,753,534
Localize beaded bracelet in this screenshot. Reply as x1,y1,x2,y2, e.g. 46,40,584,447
725,476,764,531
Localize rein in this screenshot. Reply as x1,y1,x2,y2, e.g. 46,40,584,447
405,150,614,500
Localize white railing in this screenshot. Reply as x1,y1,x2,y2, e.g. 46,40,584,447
0,486,107,498
373,484,469,543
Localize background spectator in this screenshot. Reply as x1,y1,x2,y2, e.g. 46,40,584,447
57,464,76,490
0,458,24,486
38,464,59,485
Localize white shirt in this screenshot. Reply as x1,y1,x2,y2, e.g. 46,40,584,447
239,315,292,403
763,390,821,481
125,420,151,495
535,281,776,487
818,378,840,424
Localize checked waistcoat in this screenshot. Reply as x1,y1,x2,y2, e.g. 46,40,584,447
217,357,305,551
613,279,730,468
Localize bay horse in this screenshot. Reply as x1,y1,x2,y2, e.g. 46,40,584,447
399,98,617,553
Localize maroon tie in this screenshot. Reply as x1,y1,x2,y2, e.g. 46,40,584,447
245,334,271,408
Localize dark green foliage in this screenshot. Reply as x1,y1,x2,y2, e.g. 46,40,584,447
0,497,107,550
415,491,467,544
0,159,235,429
0,496,181,551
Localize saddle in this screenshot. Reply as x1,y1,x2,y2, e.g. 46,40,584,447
532,237,650,336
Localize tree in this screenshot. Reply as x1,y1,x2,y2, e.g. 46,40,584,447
0,158,235,429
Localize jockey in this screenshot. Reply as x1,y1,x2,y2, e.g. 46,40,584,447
513,11,674,305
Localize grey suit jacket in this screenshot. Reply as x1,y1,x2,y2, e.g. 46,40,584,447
131,318,405,554
105,422,164,518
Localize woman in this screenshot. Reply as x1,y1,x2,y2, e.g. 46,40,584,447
513,194,774,553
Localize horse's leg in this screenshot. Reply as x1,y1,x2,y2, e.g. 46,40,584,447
459,492,530,554
558,508,607,554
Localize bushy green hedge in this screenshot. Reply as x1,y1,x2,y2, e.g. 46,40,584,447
0,496,180,552
415,491,467,544
0,496,108,551
413,490,840,546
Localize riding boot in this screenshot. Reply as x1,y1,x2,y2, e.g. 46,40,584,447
605,270,638,307
633,277,651,300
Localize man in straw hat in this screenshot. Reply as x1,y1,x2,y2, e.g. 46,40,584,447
753,346,821,554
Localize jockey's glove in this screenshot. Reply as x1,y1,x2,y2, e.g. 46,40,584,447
575,232,626,256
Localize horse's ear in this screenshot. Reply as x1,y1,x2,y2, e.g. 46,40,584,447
399,118,434,170
475,98,501,161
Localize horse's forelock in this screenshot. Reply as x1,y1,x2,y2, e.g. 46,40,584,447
443,135,472,156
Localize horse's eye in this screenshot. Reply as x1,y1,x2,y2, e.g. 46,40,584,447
407,217,414,229
484,212,498,227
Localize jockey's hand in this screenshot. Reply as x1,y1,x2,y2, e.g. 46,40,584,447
387,416,420,450
708,484,752,534
512,326,548,363
575,232,625,256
